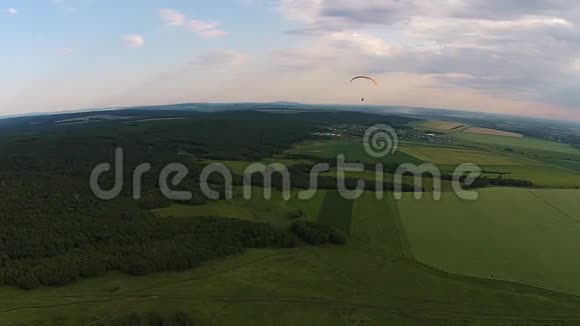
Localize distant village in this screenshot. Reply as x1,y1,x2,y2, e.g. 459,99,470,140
314,124,454,144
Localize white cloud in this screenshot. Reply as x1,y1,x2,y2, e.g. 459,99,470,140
2,8,18,15
158,8,185,26
121,34,145,47
189,20,227,37
329,32,392,56
157,8,227,38
277,0,322,22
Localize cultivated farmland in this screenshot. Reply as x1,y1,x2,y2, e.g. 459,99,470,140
288,140,423,164
453,132,580,155
399,146,531,165
464,127,523,138
476,165,580,188
317,191,354,234
416,120,467,131
398,187,580,295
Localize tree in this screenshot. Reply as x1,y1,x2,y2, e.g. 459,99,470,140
17,271,41,290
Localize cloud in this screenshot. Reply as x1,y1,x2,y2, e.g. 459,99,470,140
189,20,227,37
159,8,185,26
157,8,227,37
121,34,145,47
276,0,580,110
2,8,18,15
329,32,392,56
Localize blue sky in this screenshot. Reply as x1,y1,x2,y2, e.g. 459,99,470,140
2,1,580,121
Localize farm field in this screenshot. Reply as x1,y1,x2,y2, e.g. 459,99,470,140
4,191,580,325
287,140,423,164
153,187,300,228
285,190,329,222
453,132,580,155
529,157,580,173
398,146,532,165
317,191,354,234
477,165,580,188
464,127,523,138
152,201,255,220
416,120,466,131
153,188,344,227
398,187,580,295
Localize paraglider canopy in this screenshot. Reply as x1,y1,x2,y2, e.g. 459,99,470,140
350,76,378,86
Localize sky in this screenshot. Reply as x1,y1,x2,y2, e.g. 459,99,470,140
2,0,580,121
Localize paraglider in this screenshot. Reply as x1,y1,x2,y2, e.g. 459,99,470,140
350,76,378,103
350,76,378,86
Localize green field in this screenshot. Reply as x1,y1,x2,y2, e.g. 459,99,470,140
415,120,467,131
288,140,423,164
530,157,580,173
398,187,580,295
285,190,328,222
399,146,531,165
453,132,580,156
153,187,301,229
350,192,412,258
475,165,580,188
317,191,354,234
152,201,255,220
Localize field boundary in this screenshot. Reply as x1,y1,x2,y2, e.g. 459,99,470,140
527,190,580,225
388,198,414,259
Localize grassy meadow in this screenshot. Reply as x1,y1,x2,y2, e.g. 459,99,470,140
463,127,523,138
152,201,255,220
317,191,354,234
287,140,423,164
399,146,532,165
453,131,580,156
480,165,580,188
398,187,580,295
